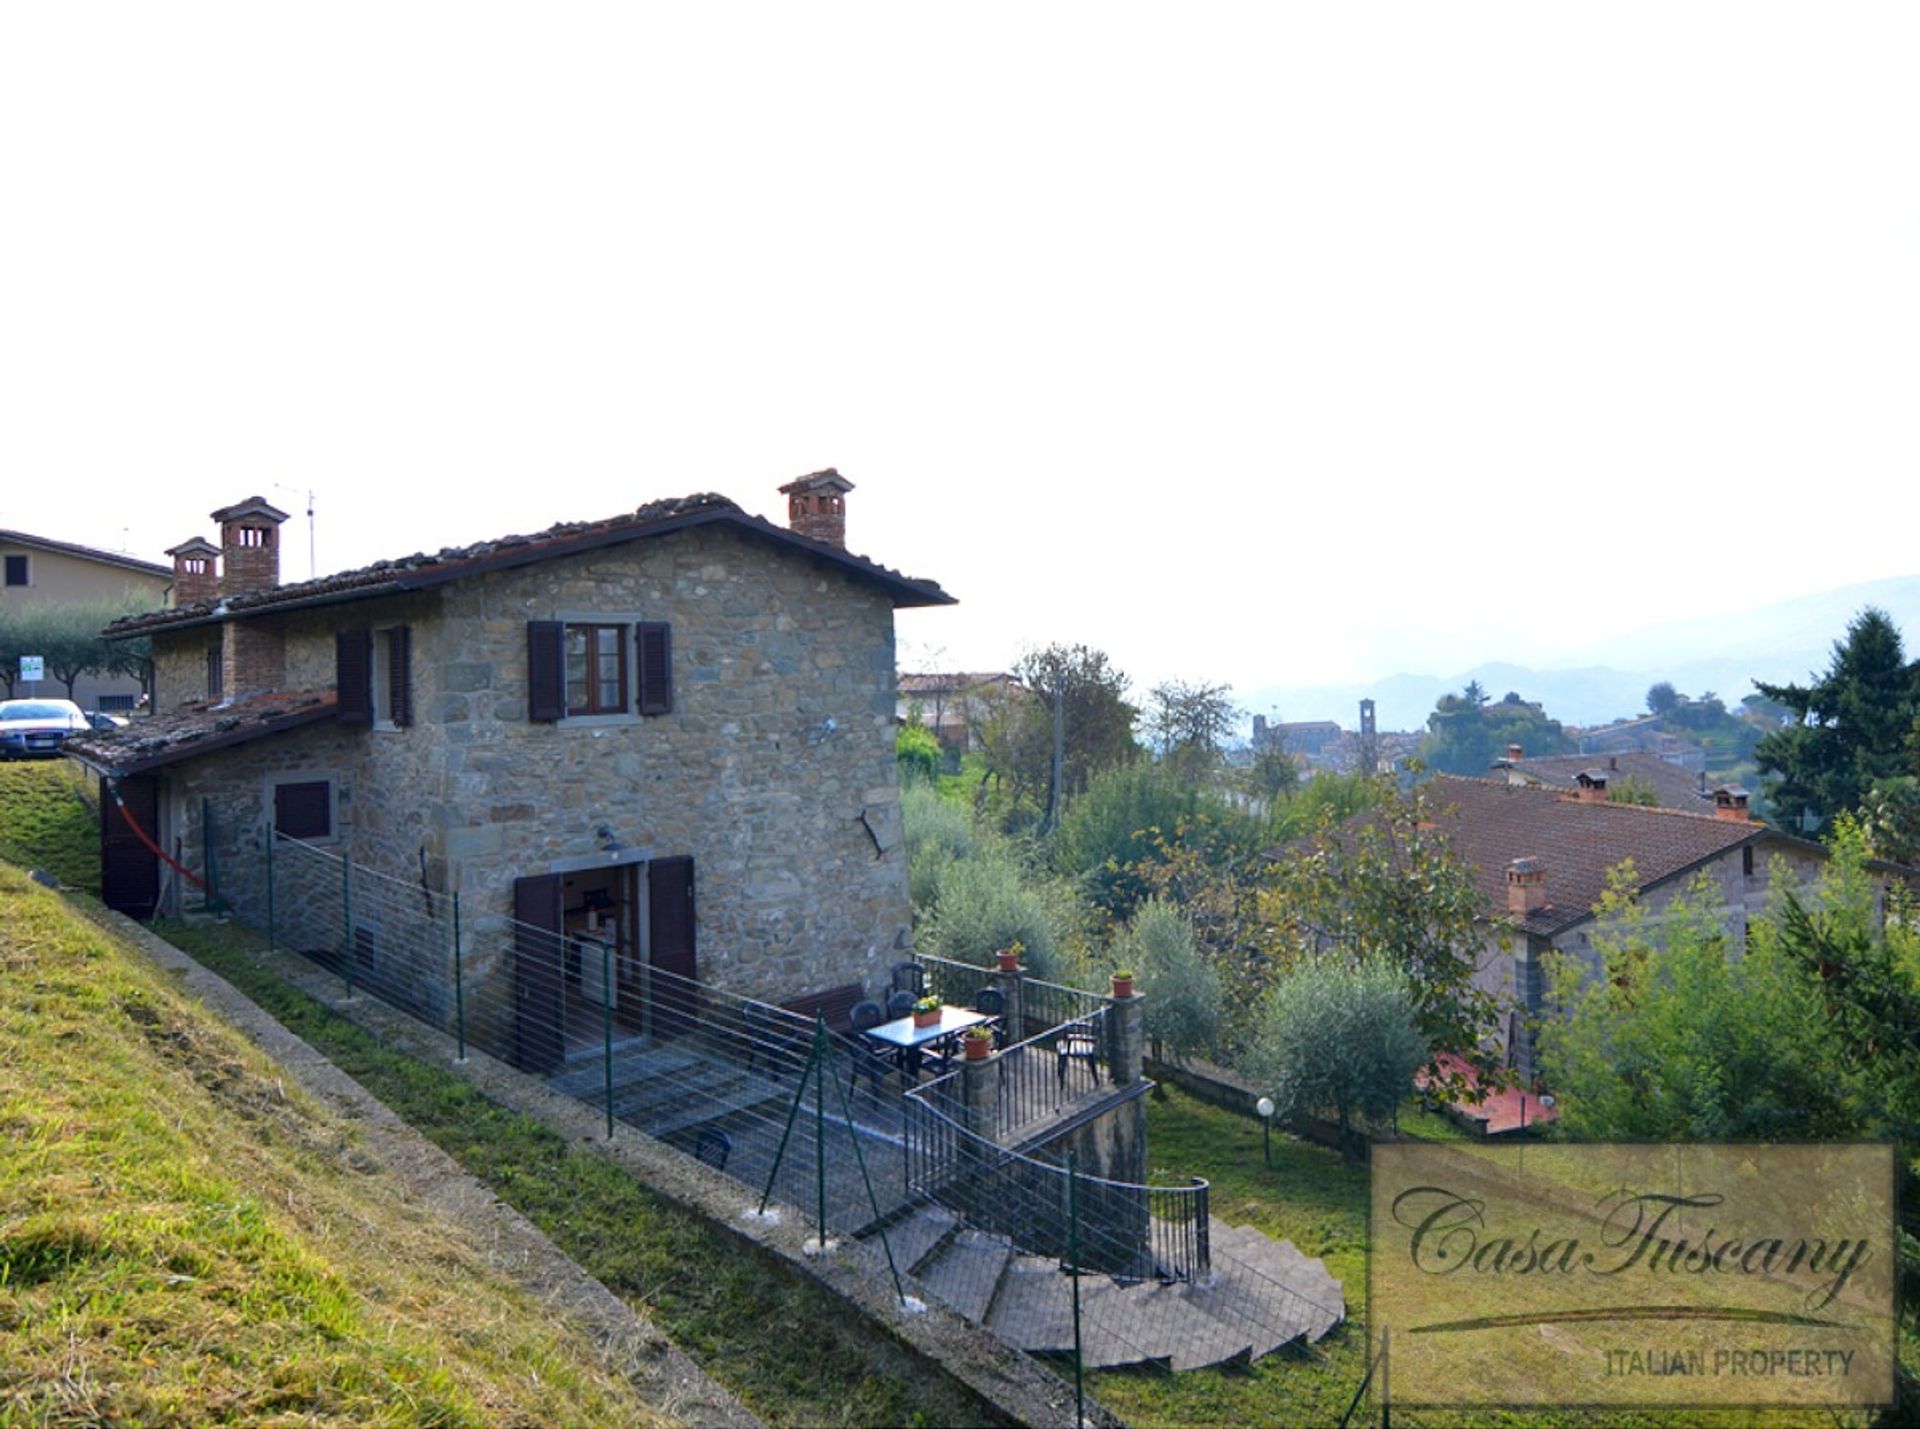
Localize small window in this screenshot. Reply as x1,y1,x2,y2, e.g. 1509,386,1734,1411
566,624,629,716
207,645,224,700
1742,846,1755,877
274,780,333,840
4,555,26,587
237,526,271,548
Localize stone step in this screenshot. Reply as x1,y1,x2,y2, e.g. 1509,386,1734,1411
985,1257,1156,1367
1215,1244,1344,1343
866,1206,959,1277
917,1228,1014,1325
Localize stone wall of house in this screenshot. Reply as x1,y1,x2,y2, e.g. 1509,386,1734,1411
152,521,913,1019
152,635,217,709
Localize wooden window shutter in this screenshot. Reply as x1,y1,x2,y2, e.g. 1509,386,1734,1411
337,629,373,726
388,625,413,727
274,780,332,839
527,621,566,722
636,622,673,715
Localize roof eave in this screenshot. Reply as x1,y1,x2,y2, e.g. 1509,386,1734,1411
63,703,340,778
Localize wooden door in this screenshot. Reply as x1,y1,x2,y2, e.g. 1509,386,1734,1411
646,856,697,1037
101,776,161,920
511,874,567,1074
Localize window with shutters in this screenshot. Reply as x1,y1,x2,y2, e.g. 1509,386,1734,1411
372,626,413,729
4,555,27,587
528,613,672,724
272,778,335,841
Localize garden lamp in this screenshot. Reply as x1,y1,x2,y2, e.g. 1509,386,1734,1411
1255,1096,1275,1168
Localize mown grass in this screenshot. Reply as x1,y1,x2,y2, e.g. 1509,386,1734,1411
0,760,100,894
1094,1088,1912,1428
0,865,669,1427
155,917,1009,1429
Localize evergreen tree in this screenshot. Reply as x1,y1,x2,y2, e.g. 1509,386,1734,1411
1754,608,1919,830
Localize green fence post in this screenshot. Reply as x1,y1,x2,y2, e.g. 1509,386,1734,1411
1068,1150,1085,1425
814,1019,829,1250
602,942,615,1140
265,827,275,951
452,891,466,1062
1381,1326,1390,1429
341,854,353,1001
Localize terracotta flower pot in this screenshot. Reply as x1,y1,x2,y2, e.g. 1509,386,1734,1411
964,1035,991,1061
913,1008,940,1028
996,950,1021,972
1111,975,1134,999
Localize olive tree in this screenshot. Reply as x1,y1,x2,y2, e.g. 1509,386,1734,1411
1115,898,1223,1066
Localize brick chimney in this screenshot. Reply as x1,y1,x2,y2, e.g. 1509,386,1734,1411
778,469,854,548
1573,769,1609,804
1711,786,1752,822
165,537,221,607
1506,743,1524,762
1506,857,1548,918
211,497,290,597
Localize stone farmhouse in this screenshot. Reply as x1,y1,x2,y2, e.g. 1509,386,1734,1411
896,671,1021,754
68,472,951,1021
0,527,171,708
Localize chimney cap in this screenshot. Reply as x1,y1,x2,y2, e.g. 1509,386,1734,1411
1711,784,1750,801
1506,743,1524,760
778,468,855,497
1508,856,1545,878
165,537,221,558
211,496,291,525
1575,769,1610,787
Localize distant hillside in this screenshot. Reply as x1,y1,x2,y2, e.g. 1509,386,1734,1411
1245,575,1920,731
0,865,665,1426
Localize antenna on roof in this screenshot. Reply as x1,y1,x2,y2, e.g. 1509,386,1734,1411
271,483,318,581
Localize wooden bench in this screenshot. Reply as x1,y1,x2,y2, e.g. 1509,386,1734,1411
778,981,868,1038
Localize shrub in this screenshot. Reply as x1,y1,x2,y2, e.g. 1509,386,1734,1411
1116,898,1223,1065
1245,956,1427,1151
902,782,972,915
919,847,1071,981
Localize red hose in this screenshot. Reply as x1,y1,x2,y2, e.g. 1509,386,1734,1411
104,779,208,890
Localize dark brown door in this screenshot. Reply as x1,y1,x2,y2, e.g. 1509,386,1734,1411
101,776,161,920
512,874,567,1074
647,855,697,1037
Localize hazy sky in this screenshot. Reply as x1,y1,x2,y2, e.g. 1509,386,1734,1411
4,5,1915,699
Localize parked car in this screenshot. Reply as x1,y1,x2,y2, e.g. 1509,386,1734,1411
84,710,130,731
0,699,91,759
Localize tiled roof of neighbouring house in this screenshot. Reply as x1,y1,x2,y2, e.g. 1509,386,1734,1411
899,672,1016,696
62,689,339,777
104,492,953,638
1415,776,1767,935
1496,751,1711,812
1266,774,1771,938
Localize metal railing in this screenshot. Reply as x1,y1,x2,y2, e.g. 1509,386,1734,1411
902,1084,1212,1283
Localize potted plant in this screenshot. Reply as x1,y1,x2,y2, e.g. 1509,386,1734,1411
962,1025,994,1061
995,940,1024,973
912,994,943,1028
1111,968,1136,999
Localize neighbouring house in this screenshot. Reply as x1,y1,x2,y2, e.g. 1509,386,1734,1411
0,527,172,709
1251,716,1342,759
1574,714,1707,771
67,472,952,1022
1418,775,1920,1077
896,671,1021,753
1271,773,1916,1081
1490,747,1713,811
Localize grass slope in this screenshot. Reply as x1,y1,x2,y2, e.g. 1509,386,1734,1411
0,865,666,1426
156,918,1008,1429
0,761,100,895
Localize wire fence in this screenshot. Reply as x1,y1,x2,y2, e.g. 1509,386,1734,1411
213,832,1352,1414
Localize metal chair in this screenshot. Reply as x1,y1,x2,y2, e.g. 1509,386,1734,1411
847,999,892,1100
886,989,917,1020
889,960,925,997
1056,1017,1102,1104
692,1126,732,1171
972,986,1007,1047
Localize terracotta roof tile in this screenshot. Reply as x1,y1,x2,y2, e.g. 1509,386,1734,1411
107,491,951,637
1496,751,1710,812
63,689,339,777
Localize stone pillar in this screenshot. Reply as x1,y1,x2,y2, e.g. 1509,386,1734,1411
993,962,1025,1045
961,1050,1000,1142
1107,987,1145,1088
